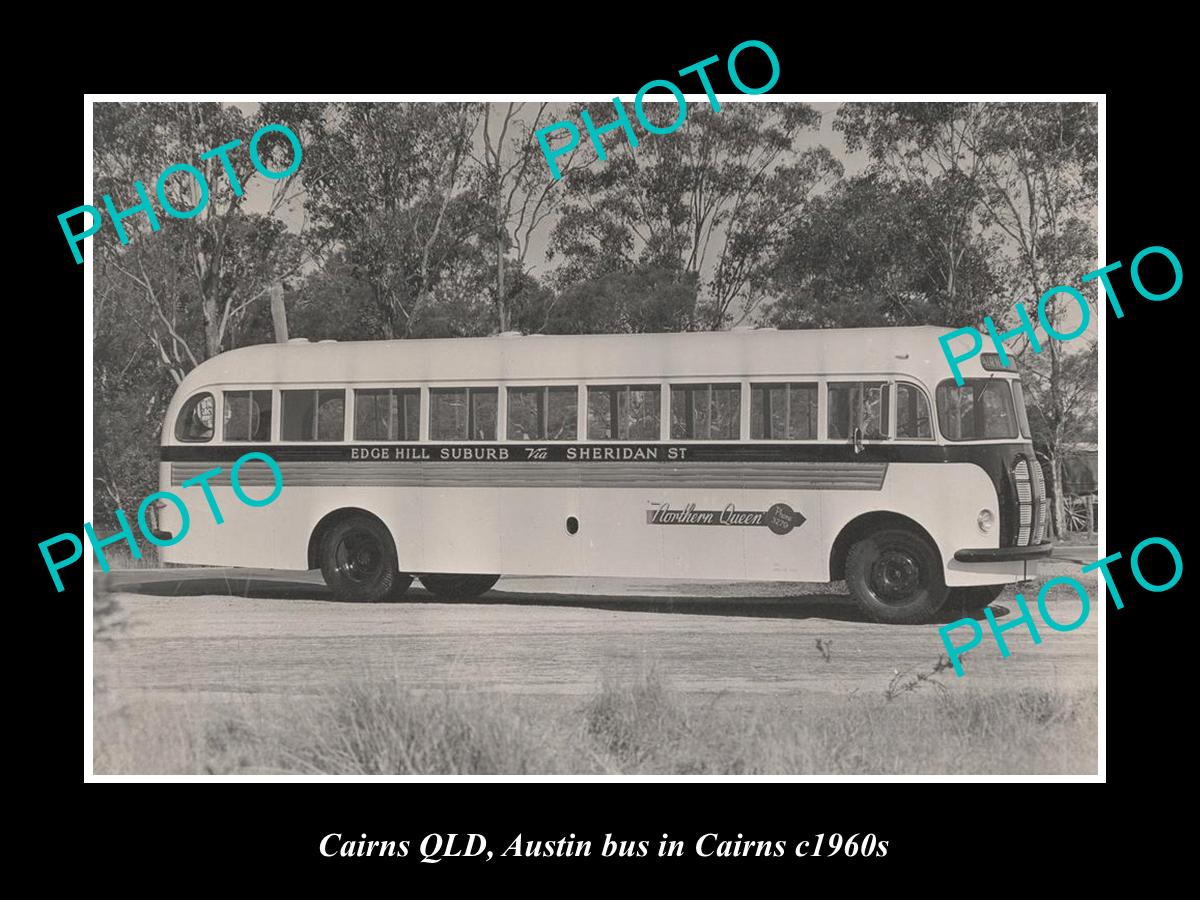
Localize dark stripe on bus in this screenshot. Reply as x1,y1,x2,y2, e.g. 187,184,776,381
170,460,890,491
160,442,1026,465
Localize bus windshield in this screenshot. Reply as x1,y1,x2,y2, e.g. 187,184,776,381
935,378,1019,441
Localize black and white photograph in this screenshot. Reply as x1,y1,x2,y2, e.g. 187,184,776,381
80,94,1103,778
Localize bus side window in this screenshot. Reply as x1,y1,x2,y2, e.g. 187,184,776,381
174,392,214,443
827,382,888,441
356,389,420,441
895,383,932,440
430,387,498,441
470,389,498,440
670,384,740,439
508,387,578,440
282,389,345,441
223,390,272,442
750,383,817,440
587,385,660,440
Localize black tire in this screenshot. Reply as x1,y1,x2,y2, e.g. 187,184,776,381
943,583,1006,615
417,573,501,598
845,527,947,624
318,516,400,603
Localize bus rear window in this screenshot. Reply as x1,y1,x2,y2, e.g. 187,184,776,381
936,379,1018,441
174,392,214,442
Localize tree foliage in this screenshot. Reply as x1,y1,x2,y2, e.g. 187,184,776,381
550,103,840,329
765,174,1000,328
94,102,305,368
93,102,305,523
530,267,697,335
277,102,484,338
471,102,586,332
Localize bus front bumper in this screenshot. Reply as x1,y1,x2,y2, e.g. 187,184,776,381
953,542,1054,563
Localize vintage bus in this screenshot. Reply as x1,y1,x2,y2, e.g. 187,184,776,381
157,326,1051,624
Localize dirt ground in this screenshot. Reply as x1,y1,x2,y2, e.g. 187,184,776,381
95,561,1099,704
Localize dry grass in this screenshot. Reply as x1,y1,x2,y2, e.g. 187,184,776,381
94,666,1097,776
273,684,566,775
93,545,161,570
93,591,128,646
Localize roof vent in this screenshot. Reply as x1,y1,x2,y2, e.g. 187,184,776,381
286,338,310,343
318,339,337,344
499,330,523,338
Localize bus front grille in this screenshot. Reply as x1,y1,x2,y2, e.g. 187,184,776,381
1012,458,1032,546
1032,458,1049,544
1012,455,1049,547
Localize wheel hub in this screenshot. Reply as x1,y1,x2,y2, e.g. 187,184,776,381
871,549,921,604
335,530,382,585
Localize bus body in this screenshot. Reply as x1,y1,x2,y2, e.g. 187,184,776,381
157,326,1052,623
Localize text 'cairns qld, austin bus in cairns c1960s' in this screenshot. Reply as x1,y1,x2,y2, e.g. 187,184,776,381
157,326,1051,625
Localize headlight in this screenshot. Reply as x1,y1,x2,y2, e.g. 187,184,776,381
977,509,994,533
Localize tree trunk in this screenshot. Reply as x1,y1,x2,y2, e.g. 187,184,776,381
497,237,508,332
203,296,221,359
1040,336,1067,540
1045,447,1065,540
373,282,396,340
270,284,289,343
496,173,509,333
198,228,226,360
946,244,956,313
403,293,425,339
1052,450,1067,540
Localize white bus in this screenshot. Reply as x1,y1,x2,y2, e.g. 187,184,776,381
158,326,1051,624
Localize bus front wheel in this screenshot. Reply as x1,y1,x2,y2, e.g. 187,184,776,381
845,528,947,624
417,574,501,598
319,516,403,603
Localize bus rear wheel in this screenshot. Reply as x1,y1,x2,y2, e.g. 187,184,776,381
417,574,501,598
319,516,401,603
845,527,947,624
944,584,1006,615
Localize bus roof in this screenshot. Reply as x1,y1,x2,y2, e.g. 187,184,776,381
173,326,1000,395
